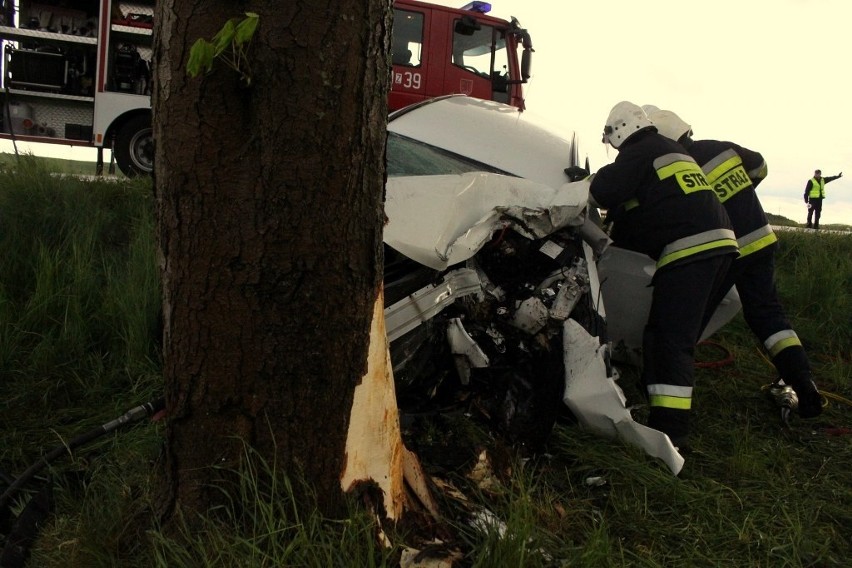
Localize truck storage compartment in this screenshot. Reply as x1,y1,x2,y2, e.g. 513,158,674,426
6,47,67,90
64,122,92,140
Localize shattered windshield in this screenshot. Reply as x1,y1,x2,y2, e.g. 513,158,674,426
387,132,509,177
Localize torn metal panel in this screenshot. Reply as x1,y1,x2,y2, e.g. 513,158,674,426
384,268,483,343
561,318,685,476
582,241,606,320
384,173,589,271
446,318,489,385
580,216,613,260
596,247,654,365
597,246,742,365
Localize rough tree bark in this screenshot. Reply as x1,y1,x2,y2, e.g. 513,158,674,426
152,0,395,519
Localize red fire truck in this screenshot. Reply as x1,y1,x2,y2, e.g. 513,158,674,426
0,1,531,177
390,1,531,112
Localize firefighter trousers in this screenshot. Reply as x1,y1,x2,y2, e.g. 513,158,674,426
707,248,812,385
643,254,733,446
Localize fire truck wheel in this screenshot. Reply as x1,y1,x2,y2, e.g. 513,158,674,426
114,114,154,177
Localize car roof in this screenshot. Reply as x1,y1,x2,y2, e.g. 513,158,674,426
388,95,576,190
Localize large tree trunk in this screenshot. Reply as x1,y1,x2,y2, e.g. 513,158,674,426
153,0,393,518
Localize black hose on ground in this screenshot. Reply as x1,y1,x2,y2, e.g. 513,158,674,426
0,397,164,523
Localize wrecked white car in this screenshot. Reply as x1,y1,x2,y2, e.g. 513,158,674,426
383,95,740,474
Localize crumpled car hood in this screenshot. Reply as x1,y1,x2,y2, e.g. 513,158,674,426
385,172,590,270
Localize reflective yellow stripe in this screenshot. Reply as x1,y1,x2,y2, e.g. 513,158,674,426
704,154,741,184
648,383,693,410
703,150,766,185
701,152,752,203
654,153,713,194
768,337,801,357
747,160,768,182
650,394,692,410
711,165,752,203
654,152,695,172
739,233,777,258
765,330,802,356
656,159,698,180
657,238,738,269
676,171,713,194
657,228,738,269
648,384,692,397
738,225,777,258
658,162,713,194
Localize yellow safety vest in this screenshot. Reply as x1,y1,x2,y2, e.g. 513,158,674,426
808,177,826,199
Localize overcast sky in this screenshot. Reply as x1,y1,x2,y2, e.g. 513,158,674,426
431,0,852,225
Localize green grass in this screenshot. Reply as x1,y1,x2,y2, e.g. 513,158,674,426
0,151,108,176
0,159,849,567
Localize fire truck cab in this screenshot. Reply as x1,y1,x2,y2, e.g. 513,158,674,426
391,1,531,112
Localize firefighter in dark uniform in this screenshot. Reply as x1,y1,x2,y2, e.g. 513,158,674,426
804,169,842,230
589,101,739,449
648,108,823,418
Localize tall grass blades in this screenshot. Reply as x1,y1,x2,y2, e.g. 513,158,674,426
0,156,160,454
146,443,398,568
773,231,852,359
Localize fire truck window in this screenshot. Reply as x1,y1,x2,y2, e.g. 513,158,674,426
491,31,510,102
452,23,505,80
392,9,423,67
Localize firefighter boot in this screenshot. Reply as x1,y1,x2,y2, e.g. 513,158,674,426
648,407,690,452
790,375,823,418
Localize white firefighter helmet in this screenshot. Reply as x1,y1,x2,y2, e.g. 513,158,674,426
647,109,692,142
603,101,654,149
641,104,660,116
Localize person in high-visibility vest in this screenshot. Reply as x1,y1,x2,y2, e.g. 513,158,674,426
648,108,824,419
588,101,738,451
804,169,842,230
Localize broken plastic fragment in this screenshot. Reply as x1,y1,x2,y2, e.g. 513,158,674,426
561,318,685,475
